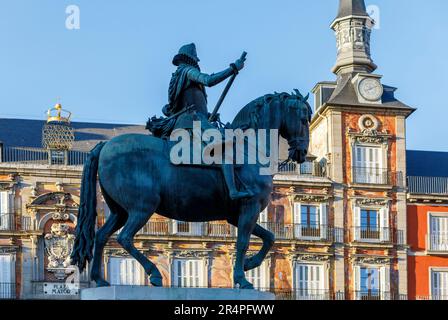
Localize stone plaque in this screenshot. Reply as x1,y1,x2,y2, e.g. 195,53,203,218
43,282,79,296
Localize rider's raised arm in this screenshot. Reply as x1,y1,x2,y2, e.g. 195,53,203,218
186,66,236,87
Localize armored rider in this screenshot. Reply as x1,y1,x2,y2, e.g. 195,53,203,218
164,43,253,200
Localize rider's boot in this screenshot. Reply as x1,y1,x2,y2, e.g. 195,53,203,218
221,164,254,200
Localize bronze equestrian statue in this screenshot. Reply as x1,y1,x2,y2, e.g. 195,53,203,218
151,43,253,200
71,43,312,290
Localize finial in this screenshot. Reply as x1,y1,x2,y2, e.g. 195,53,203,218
46,100,72,123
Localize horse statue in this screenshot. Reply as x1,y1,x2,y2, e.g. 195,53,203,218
71,90,312,289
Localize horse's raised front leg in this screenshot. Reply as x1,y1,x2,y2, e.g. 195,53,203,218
91,212,127,287
244,224,275,271
116,210,163,287
233,201,259,289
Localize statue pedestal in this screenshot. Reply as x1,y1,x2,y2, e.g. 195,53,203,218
80,286,275,300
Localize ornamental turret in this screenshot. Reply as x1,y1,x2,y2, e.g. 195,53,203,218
331,0,377,76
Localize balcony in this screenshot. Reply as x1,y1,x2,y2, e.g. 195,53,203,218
138,221,236,238
277,160,326,177
408,176,448,195
258,222,293,240
353,291,391,300
416,295,448,301
0,213,15,231
352,227,391,244
269,289,331,300
427,233,448,253
293,224,333,241
352,167,403,186
136,220,334,242
0,146,88,166
0,213,34,231
0,283,15,299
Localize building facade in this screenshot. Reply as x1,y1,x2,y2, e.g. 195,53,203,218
0,0,446,300
407,151,448,300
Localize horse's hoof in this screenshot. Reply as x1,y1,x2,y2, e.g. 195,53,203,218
95,279,111,287
237,282,254,290
150,276,163,287
234,278,254,290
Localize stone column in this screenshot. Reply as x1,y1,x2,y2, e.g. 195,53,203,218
395,116,408,297
328,111,344,183
20,239,33,299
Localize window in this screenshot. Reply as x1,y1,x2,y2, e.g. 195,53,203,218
431,270,448,300
429,215,448,252
299,161,313,175
294,264,327,299
353,206,389,242
172,221,203,236
0,254,15,299
353,145,385,184
50,150,66,165
108,257,143,285
0,191,12,230
361,209,380,239
245,260,269,290
172,259,205,288
258,207,268,225
294,203,328,240
354,266,389,300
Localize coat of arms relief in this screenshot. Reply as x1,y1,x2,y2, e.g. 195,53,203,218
44,223,75,280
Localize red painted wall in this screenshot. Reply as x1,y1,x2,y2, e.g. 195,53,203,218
407,204,448,299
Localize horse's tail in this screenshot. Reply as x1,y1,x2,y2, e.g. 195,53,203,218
71,141,106,272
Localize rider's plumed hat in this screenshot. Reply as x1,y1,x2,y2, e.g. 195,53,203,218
172,43,200,66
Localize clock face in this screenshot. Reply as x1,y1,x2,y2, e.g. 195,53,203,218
358,78,383,101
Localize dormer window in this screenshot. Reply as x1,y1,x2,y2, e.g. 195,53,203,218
312,83,336,112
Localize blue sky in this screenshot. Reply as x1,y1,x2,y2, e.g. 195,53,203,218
0,0,447,151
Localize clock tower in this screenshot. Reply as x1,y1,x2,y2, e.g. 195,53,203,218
331,0,384,105
310,0,415,300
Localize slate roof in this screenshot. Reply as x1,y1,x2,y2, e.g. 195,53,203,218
0,118,147,152
407,150,448,178
335,0,369,20
0,117,301,161
322,74,415,113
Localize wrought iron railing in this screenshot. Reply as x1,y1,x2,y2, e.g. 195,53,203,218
351,227,391,243
0,213,15,231
353,291,391,300
137,220,334,242
0,213,37,231
292,224,333,241
334,227,344,243
278,160,326,177
408,176,448,195
21,216,34,231
0,283,15,299
0,146,88,166
416,295,448,300
257,222,293,239
260,288,331,300
427,233,448,252
138,221,237,238
352,167,403,186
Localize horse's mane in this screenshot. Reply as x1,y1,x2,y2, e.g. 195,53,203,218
231,92,291,129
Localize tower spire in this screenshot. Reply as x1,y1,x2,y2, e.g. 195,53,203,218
335,0,369,20
331,0,377,76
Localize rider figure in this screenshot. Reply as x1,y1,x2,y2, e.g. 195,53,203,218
164,43,254,200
